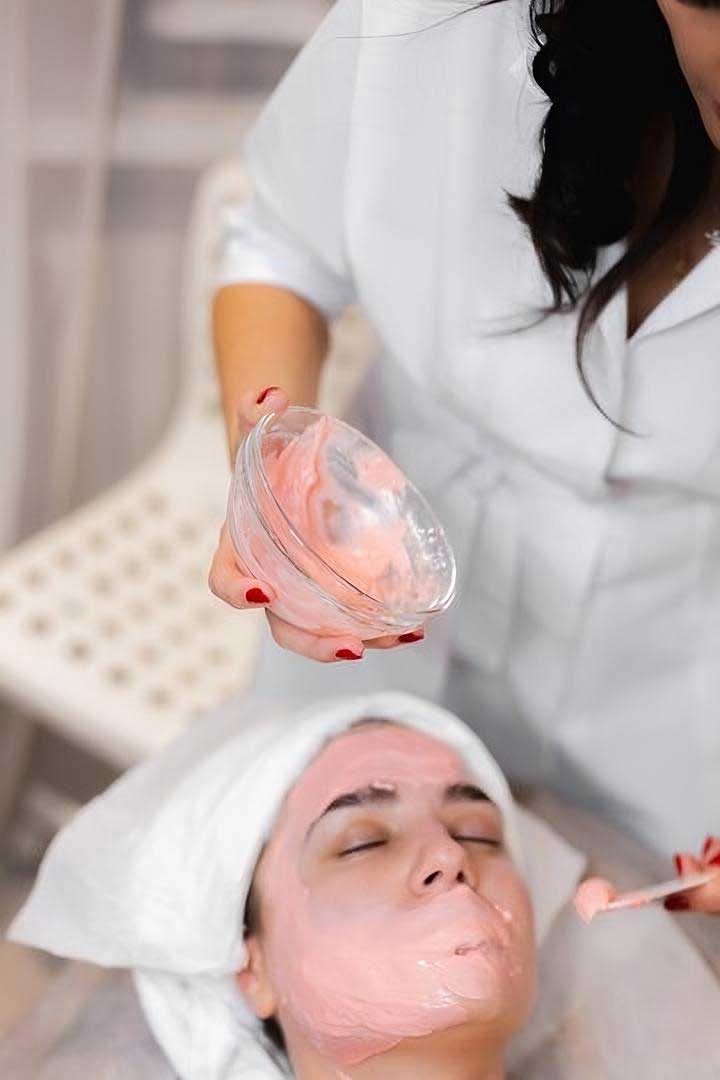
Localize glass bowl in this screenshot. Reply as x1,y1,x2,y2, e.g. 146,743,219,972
227,407,456,639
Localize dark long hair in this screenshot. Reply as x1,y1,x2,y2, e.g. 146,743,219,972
504,0,719,407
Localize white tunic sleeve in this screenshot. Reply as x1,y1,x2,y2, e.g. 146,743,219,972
214,0,364,320
215,195,355,322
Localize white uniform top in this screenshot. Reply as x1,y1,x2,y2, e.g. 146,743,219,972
215,0,720,854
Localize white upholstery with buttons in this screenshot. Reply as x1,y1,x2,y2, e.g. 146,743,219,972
0,159,375,768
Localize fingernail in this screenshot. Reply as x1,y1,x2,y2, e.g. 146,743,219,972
398,631,424,644
702,836,720,863
664,896,690,911
256,386,279,405
673,853,683,876
246,587,270,605
710,854,720,867
336,649,363,661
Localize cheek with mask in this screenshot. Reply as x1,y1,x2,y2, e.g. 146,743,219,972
253,726,536,1068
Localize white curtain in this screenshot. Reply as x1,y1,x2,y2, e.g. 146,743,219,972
0,0,326,836
2,0,328,551
1,0,30,551
0,0,126,841
1,0,125,547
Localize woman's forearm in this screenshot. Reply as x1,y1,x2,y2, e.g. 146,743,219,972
212,282,330,462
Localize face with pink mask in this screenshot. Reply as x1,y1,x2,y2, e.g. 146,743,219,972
237,723,537,1080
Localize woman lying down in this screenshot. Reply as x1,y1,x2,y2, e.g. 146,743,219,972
9,693,720,1079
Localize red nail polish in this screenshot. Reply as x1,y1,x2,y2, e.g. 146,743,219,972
398,631,424,644
703,837,720,864
336,649,363,661
246,587,270,605
664,896,690,911
673,854,683,876
256,386,279,405
710,854,720,867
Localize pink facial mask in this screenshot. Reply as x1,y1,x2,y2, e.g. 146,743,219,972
255,726,532,1067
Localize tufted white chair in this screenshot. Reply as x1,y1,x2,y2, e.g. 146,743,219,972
0,158,375,771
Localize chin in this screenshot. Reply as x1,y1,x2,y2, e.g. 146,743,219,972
445,940,538,1035
460,973,538,1039
392,996,533,1066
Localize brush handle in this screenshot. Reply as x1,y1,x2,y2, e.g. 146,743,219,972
604,871,715,912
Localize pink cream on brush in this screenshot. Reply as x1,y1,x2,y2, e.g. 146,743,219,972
573,878,618,924
253,726,534,1068
574,837,720,923
574,877,662,922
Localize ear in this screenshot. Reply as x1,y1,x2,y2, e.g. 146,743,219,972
236,935,277,1020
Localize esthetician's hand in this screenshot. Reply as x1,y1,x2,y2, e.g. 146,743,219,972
665,837,720,914
208,386,426,663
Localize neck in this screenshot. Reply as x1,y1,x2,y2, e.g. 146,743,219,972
629,114,675,238
346,1052,505,1080
290,1028,506,1080
295,1059,504,1080
630,115,720,235
707,152,720,207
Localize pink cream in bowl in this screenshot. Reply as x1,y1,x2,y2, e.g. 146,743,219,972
227,408,456,639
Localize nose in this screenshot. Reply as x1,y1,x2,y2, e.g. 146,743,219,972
409,825,475,897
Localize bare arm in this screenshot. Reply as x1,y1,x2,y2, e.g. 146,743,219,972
209,281,425,661
212,282,329,463
209,281,369,661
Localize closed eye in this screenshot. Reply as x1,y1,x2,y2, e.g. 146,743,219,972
339,836,501,857
338,840,386,857
453,836,502,848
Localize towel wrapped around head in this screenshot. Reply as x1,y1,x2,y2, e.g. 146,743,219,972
9,691,583,1079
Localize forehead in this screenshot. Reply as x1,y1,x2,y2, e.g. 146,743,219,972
284,724,471,824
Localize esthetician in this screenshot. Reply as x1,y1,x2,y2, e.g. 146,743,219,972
210,1,720,863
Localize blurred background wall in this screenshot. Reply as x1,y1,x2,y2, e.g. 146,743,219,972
0,0,329,1029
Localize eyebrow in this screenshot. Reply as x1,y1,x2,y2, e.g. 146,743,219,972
305,781,491,839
